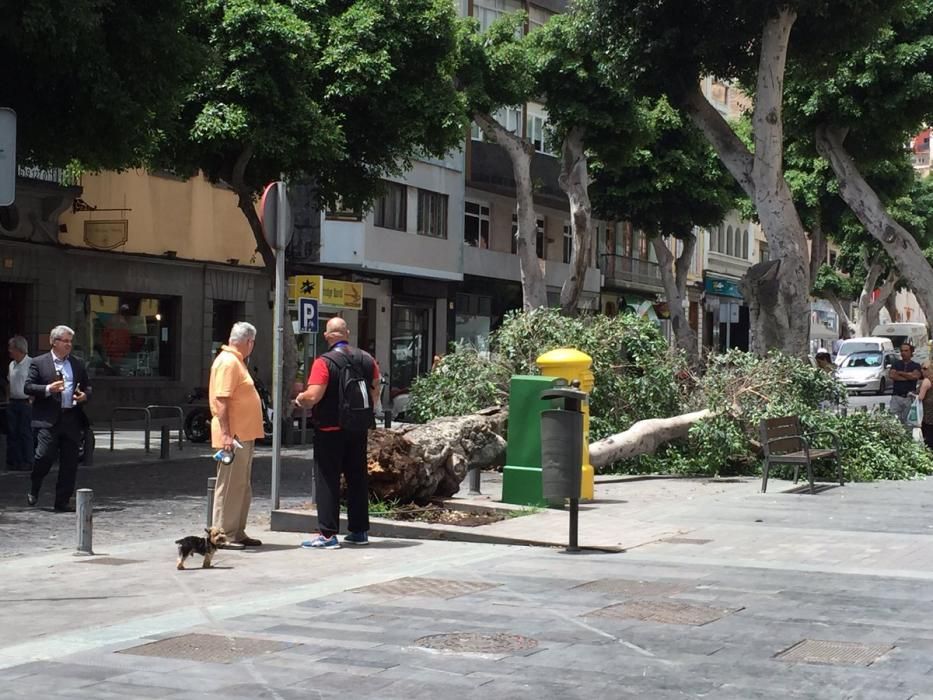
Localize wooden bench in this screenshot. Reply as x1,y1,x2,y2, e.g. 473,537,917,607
759,416,844,493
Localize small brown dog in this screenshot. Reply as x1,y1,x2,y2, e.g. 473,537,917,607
176,527,228,570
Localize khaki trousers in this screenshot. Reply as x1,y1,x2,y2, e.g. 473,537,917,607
212,440,255,542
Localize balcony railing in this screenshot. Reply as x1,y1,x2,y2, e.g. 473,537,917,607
599,253,663,289
16,165,79,187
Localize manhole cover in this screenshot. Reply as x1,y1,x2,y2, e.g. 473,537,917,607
776,640,894,666
661,537,712,545
587,600,742,626
77,557,140,566
415,632,538,654
117,633,290,662
574,578,688,597
351,577,498,599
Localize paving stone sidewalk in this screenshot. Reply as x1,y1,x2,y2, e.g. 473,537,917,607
2,472,933,698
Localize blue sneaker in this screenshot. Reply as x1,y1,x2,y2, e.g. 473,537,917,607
300,535,340,549
343,531,369,546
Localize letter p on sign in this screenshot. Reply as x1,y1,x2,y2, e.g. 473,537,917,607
299,298,318,333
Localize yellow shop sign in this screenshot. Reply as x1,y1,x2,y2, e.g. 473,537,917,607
289,275,362,310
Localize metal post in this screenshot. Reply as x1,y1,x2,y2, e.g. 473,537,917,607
300,331,311,445
144,413,151,453
271,192,286,511
160,425,170,459
467,467,481,496
567,497,580,553
206,477,217,529
76,489,93,555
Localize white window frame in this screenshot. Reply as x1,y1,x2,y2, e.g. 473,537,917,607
372,180,407,231
562,222,573,264
526,105,554,155
511,213,545,257
464,200,491,249
473,0,522,33
417,189,448,239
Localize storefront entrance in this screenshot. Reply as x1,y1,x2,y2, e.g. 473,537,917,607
390,300,433,391
0,282,29,348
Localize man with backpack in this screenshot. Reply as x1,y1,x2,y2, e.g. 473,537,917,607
294,317,379,549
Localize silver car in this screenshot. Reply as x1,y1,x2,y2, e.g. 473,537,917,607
835,351,897,395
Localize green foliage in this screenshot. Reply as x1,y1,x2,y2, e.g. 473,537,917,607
408,345,511,424
1,0,203,168
824,412,933,481
410,308,686,440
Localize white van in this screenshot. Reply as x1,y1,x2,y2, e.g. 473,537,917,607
834,337,895,366
871,322,930,364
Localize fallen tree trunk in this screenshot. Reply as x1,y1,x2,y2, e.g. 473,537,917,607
365,406,508,502
588,409,714,469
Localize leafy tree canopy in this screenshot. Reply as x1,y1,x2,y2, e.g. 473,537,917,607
589,99,739,238
159,0,468,210
0,0,202,169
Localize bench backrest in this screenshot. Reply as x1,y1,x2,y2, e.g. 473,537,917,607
760,416,804,457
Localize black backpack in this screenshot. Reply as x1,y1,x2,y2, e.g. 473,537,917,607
323,347,375,433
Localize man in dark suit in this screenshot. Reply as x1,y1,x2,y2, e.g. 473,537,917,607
25,325,91,511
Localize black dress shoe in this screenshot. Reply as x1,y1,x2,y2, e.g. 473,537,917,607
26,493,38,506
54,504,76,513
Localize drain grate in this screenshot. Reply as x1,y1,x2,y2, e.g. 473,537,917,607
587,600,742,626
661,537,712,545
76,557,141,566
350,577,498,599
574,578,689,597
415,632,538,654
776,639,894,666
117,633,290,663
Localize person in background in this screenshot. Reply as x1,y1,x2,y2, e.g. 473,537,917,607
6,336,33,471
889,343,923,430
208,322,265,549
815,348,834,373
25,326,91,511
917,362,933,450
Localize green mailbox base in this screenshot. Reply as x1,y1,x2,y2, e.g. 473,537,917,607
501,465,549,507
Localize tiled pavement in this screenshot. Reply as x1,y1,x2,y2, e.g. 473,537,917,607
2,475,933,698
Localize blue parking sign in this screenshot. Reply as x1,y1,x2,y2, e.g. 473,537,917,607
299,297,318,333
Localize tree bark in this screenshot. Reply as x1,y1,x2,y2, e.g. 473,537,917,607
652,235,700,366
681,9,811,357
589,409,713,468
815,124,933,326
558,126,593,315
824,290,857,338
475,112,548,310
809,216,826,290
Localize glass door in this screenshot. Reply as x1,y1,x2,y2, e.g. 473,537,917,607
390,301,433,391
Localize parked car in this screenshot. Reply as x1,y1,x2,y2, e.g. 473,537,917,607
835,350,898,395
834,337,896,367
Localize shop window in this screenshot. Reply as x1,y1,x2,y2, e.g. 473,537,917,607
464,201,490,248
417,189,448,239
75,292,178,378
373,180,407,231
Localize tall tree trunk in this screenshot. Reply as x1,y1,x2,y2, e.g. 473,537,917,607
824,291,857,338
652,234,700,366
681,9,811,357
557,126,593,315
884,289,900,325
475,112,548,310
815,124,933,326
809,216,826,290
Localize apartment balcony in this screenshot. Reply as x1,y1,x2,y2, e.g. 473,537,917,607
599,253,664,294
468,141,565,208
464,244,600,294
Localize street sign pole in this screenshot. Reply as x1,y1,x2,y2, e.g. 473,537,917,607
260,181,293,513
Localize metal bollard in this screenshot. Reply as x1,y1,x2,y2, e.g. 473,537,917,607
383,408,392,430
160,425,171,459
206,477,216,529
76,489,93,555
467,467,481,496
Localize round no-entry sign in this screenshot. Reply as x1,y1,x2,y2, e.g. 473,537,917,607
259,180,294,251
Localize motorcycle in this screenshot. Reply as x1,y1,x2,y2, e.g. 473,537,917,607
184,367,277,444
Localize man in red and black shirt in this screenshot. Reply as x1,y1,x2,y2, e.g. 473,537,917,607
294,317,379,549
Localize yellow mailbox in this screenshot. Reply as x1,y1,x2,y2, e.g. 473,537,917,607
535,348,594,500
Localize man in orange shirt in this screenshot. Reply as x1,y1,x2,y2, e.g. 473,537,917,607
295,317,379,549
209,322,265,549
